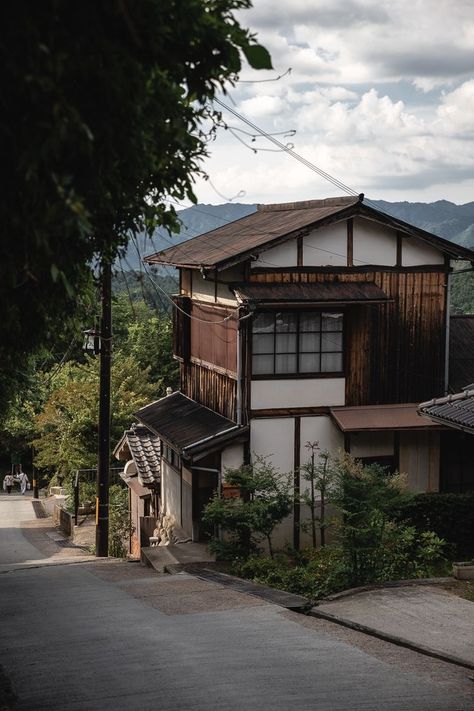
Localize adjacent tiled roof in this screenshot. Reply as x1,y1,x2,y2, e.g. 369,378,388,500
232,281,390,305
144,195,474,270
418,390,474,434
135,392,247,457
114,424,160,486
449,316,474,393
330,403,442,432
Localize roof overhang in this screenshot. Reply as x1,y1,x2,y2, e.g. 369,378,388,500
135,392,248,461
330,403,444,432
232,281,391,307
119,472,151,498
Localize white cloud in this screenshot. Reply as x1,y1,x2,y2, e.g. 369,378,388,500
195,1,474,205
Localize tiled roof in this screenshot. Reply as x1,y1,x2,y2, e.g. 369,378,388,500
114,424,160,486
418,390,474,434
144,195,474,270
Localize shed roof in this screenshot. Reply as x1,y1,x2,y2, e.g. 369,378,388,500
114,424,161,486
144,195,474,271
418,390,474,434
330,403,443,432
135,392,247,457
232,281,390,306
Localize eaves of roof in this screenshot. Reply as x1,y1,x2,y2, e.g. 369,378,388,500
418,389,474,434
144,195,474,271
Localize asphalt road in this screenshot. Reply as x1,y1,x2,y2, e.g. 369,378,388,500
0,493,473,710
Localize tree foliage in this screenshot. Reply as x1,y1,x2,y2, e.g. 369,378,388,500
32,355,156,477
0,0,271,405
203,457,292,559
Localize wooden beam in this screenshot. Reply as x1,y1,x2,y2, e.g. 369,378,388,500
251,406,331,418
347,218,353,267
297,235,304,267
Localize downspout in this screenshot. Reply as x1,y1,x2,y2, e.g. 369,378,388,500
236,316,242,425
444,270,451,395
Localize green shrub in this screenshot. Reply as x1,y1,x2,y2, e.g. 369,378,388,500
394,492,474,560
233,547,349,602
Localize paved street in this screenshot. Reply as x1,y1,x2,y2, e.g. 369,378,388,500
0,493,473,710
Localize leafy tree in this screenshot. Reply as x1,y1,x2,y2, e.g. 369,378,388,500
32,355,156,478
203,457,292,559
329,454,445,585
0,0,271,406
112,292,178,393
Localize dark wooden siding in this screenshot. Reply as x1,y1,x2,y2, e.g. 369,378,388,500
248,268,447,405
180,361,237,421
172,295,191,362
190,303,237,374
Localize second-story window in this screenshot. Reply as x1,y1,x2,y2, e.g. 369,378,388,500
252,310,343,376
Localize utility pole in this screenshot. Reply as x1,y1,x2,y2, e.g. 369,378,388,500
96,259,112,557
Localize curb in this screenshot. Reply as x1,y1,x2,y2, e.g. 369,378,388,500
308,607,474,671
322,577,453,602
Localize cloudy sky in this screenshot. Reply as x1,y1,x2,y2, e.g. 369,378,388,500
191,0,474,206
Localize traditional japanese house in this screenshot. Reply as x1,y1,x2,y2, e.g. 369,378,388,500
114,424,161,556
135,194,474,548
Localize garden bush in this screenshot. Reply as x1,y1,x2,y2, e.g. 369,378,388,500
394,492,474,560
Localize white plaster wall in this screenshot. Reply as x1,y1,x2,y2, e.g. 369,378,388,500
251,378,345,409
402,236,445,266
298,416,343,548
353,217,397,266
303,222,347,266
221,443,244,475
250,418,294,471
349,431,395,458
191,271,214,303
250,418,295,549
191,271,238,306
253,240,298,268
300,416,344,468
162,461,181,524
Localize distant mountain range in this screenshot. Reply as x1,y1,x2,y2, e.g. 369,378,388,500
123,199,474,271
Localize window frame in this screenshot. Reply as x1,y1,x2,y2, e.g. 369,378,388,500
251,308,345,380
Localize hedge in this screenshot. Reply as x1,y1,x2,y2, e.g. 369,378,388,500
394,492,474,560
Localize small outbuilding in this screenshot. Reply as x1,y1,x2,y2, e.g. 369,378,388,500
114,424,161,556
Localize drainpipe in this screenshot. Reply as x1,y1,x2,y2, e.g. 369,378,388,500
236,318,242,426
444,271,451,395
